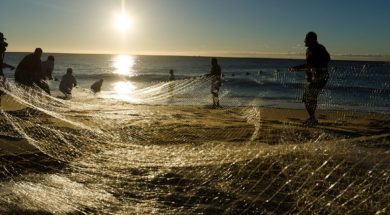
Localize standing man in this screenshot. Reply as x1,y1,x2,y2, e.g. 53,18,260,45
207,58,222,108
15,48,43,87
289,32,330,126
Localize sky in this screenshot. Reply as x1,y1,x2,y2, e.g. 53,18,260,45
1,0,390,60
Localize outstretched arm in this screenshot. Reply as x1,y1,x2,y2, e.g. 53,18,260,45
289,64,307,72
1,63,15,70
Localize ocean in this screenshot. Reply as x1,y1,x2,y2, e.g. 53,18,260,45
3,53,390,113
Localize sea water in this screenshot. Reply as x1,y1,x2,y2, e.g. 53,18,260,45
3,53,390,113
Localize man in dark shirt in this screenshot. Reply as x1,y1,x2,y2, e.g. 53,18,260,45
207,58,222,108
15,48,43,87
289,32,330,126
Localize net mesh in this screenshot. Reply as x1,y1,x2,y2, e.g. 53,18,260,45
0,66,389,214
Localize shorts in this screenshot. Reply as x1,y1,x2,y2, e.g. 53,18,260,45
211,80,221,95
303,78,328,103
60,87,72,95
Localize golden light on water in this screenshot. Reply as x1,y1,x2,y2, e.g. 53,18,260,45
110,54,138,102
113,55,135,75
111,81,138,102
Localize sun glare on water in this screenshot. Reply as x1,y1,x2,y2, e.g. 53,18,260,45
113,55,135,75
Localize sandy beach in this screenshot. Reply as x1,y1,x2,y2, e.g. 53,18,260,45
1,103,389,214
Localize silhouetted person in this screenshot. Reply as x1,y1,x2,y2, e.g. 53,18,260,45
36,55,55,95
41,55,55,81
91,79,104,94
169,69,175,81
0,32,15,82
59,68,77,99
0,32,15,102
15,48,43,87
207,58,222,108
289,32,330,126
168,69,175,101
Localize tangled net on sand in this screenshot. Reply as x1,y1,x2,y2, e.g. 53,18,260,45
0,69,389,214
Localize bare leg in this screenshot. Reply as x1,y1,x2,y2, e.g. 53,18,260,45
212,93,220,108
305,101,317,120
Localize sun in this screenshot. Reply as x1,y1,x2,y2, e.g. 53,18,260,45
114,12,133,33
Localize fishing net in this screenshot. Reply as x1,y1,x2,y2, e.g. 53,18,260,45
0,65,389,214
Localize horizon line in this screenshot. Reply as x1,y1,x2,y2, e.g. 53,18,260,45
5,50,390,62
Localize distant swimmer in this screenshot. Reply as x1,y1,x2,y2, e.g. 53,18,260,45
59,68,77,99
289,32,330,126
91,79,104,94
206,58,222,108
15,48,43,87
